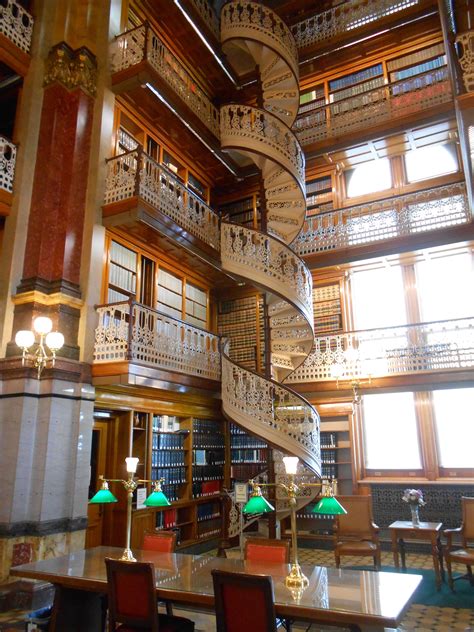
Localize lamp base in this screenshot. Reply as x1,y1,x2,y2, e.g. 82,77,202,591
285,563,309,589
120,548,137,562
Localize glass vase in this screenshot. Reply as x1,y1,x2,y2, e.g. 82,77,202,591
410,504,420,526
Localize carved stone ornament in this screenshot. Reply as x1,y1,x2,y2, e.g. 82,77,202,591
44,42,97,97
456,31,474,92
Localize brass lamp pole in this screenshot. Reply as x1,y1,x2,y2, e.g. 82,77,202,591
89,456,170,562
243,456,346,589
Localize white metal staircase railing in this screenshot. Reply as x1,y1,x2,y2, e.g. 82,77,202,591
93,301,220,381
104,149,220,250
285,316,474,384
219,2,321,528
294,181,470,256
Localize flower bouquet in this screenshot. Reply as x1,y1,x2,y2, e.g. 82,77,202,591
402,488,425,526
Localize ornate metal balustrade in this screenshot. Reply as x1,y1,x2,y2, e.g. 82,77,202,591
0,136,17,194
221,104,305,191
104,149,220,250
291,0,419,49
0,0,34,53
221,2,298,76
295,68,452,146
285,316,474,383
188,0,221,40
110,23,220,138
221,222,313,324
222,344,320,473
294,182,470,257
94,301,220,381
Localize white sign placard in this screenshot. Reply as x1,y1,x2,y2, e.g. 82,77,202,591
234,482,248,504
136,487,147,510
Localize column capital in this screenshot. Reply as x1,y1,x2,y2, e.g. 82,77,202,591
44,41,97,97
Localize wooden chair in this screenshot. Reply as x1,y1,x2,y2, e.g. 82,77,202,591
143,530,177,554
333,495,381,570
212,569,278,632
444,496,474,590
244,537,290,564
105,558,194,632
142,531,177,616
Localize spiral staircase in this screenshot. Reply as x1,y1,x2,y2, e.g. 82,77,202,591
219,2,321,532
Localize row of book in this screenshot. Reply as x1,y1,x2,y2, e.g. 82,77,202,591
219,197,254,215
321,464,338,479
230,449,267,463
197,518,221,539
298,96,326,114
230,434,267,449
192,464,224,482
390,56,446,82
330,75,385,105
387,42,445,72
156,509,178,529
192,479,222,498
197,502,220,522
314,284,340,302
219,296,257,314
193,418,223,434
152,415,181,432
193,450,225,466
193,433,225,448
321,432,337,448
109,260,136,293
219,310,257,325
314,300,341,317
152,466,187,484
321,450,337,464
151,450,185,467
300,85,325,104
329,63,383,92
160,483,182,502
152,432,186,450
306,177,332,195
109,240,138,274
230,463,266,481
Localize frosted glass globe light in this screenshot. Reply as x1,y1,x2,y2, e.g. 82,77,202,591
125,457,139,473
33,316,53,335
15,330,35,349
283,456,299,475
45,331,65,351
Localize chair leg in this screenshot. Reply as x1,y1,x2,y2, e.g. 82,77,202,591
165,601,174,616
467,565,474,586
335,552,340,568
374,551,381,571
445,555,455,591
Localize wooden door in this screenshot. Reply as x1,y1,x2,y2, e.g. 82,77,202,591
85,419,109,548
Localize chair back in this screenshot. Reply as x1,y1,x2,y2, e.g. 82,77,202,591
143,530,177,553
212,569,277,632
335,495,375,538
105,558,159,631
244,537,290,564
461,497,474,542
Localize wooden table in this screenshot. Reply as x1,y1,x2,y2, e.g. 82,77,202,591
11,546,422,632
388,521,444,589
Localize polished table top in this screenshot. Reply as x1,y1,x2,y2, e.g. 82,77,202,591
11,546,422,628
389,521,443,532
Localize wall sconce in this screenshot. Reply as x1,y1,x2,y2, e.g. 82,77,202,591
15,316,64,378
90,456,170,562
242,456,346,589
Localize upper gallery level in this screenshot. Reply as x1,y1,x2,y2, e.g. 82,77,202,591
0,0,34,75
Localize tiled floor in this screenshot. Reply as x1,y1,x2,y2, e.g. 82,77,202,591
0,548,473,631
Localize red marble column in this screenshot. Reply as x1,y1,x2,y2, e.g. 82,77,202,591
19,43,97,296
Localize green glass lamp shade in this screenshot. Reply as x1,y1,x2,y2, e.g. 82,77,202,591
89,487,118,504
242,493,275,515
312,496,347,515
144,489,171,507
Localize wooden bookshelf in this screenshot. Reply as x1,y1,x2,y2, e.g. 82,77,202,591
229,423,269,483
313,283,343,335
218,294,260,372
306,175,334,216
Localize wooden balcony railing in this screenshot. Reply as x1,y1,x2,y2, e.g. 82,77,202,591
188,0,220,40
104,148,220,250
295,67,452,146
294,182,470,257
94,301,221,381
0,0,34,53
285,316,474,383
110,23,220,138
0,135,17,194
291,0,420,50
